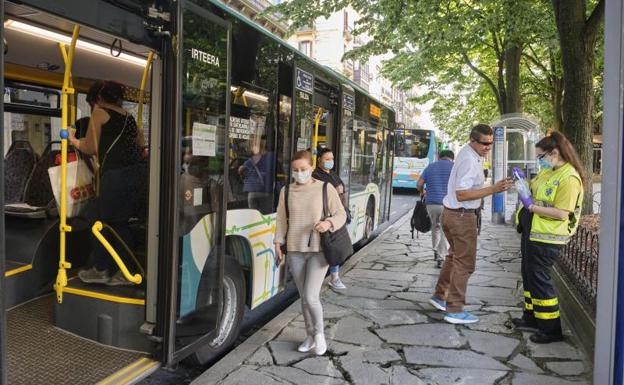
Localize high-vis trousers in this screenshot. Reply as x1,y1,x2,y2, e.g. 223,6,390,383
519,210,563,335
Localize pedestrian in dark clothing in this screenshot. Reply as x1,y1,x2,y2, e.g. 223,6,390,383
312,147,350,289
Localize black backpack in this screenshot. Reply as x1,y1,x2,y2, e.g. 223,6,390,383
411,196,431,238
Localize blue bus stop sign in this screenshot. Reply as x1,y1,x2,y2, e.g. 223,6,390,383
492,126,506,224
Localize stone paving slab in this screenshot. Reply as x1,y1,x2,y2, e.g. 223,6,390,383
193,205,593,385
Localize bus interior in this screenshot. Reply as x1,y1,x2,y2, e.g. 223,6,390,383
3,2,160,383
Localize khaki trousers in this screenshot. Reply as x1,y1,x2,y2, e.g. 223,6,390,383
434,209,478,313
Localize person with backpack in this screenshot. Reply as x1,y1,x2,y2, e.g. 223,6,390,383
428,124,512,324
417,150,455,268
273,150,347,356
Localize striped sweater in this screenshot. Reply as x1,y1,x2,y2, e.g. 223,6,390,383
274,179,347,253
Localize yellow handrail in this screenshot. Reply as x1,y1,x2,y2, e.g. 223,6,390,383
91,221,143,284
312,107,324,168
137,51,154,130
54,25,80,304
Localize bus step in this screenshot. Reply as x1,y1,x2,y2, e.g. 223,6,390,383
55,279,152,353
8,295,147,385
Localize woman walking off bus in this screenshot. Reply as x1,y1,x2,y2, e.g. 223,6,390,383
513,131,585,344
273,150,347,355
312,147,350,290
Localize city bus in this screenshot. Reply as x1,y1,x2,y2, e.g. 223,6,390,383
392,126,437,190
0,1,395,384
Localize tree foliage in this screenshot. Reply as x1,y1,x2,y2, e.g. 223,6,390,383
270,1,576,136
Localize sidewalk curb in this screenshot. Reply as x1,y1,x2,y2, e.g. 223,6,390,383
191,213,410,385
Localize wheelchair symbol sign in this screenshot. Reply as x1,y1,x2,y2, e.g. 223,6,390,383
295,68,314,94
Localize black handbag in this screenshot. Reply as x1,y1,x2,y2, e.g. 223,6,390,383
320,182,354,266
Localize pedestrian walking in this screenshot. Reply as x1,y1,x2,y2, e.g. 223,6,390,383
312,147,350,289
428,124,513,324
513,131,584,343
417,149,455,268
273,150,347,355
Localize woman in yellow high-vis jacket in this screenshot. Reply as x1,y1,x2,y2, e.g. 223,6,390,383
513,131,585,344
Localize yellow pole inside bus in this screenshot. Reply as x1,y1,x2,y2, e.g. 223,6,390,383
137,51,154,131
312,108,324,168
54,24,79,304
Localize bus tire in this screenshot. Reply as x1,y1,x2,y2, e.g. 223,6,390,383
191,256,246,365
364,198,375,239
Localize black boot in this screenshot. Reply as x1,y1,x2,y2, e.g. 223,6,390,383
529,331,564,344
511,317,538,331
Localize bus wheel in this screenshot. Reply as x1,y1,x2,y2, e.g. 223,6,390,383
191,257,246,365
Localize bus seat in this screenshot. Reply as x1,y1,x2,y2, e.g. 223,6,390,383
5,142,59,219
4,140,36,204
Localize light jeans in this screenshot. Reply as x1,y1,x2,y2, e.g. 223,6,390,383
288,251,329,336
427,204,448,257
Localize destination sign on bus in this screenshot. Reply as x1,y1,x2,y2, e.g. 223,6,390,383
295,68,314,94
191,48,220,67
369,104,381,118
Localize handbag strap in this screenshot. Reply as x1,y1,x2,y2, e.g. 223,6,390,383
284,185,289,219
100,113,130,172
322,181,329,220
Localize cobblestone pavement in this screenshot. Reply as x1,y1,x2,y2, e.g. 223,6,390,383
194,205,592,385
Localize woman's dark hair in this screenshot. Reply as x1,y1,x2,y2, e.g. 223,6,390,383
292,150,313,165
536,131,587,184
87,80,124,106
318,147,333,158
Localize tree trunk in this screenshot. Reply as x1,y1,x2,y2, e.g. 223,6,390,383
552,77,564,132
552,0,604,214
504,45,522,113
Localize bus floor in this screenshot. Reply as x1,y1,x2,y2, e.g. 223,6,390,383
7,294,146,385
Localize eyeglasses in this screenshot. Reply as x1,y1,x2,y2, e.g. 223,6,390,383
536,152,550,160
472,137,493,146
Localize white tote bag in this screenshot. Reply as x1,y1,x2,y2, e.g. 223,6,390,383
48,158,96,218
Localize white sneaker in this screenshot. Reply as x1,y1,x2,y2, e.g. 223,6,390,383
328,277,347,290
297,336,315,353
314,334,327,355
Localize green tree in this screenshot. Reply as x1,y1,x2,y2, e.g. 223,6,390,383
271,1,547,120
551,0,604,213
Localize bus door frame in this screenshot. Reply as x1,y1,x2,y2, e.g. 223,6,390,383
159,0,231,366
0,3,6,384
337,86,355,210
595,0,624,383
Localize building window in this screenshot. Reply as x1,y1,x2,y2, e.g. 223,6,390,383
298,40,312,57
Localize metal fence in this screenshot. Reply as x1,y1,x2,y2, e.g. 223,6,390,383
557,226,599,312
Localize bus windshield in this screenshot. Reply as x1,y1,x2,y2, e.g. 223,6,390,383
396,129,431,159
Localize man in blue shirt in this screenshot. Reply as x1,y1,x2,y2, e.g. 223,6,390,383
417,150,455,267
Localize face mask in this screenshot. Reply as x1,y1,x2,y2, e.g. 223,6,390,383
292,169,312,184
323,160,334,170
538,157,553,170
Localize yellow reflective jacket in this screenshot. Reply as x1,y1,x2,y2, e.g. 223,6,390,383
528,163,583,245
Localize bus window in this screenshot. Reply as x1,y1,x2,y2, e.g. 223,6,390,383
351,119,379,192
228,88,276,214
397,130,430,159
3,83,61,157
